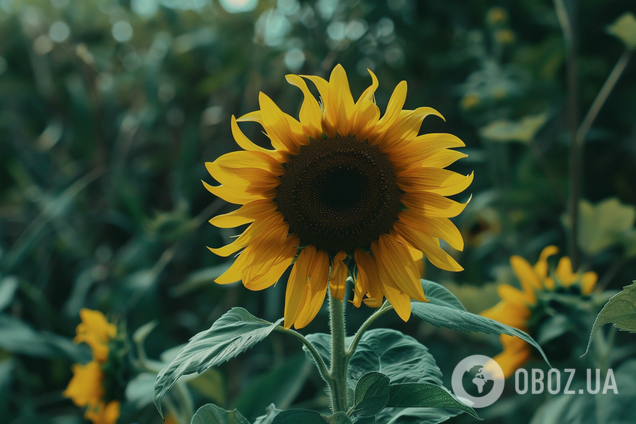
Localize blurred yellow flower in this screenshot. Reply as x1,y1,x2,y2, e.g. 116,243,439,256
494,29,516,45
64,309,121,424
486,7,508,25
74,308,117,363
481,246,597,378
205,64,472,328
461,93,481,110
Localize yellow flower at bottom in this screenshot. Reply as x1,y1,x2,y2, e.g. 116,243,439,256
205,65,472,329
63,361,105,407
74,308,117,363
85,401,121,424
65,309,121,424
481,246,598,378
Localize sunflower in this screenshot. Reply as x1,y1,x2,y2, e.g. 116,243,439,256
64,309,122,424
481,246,598,378
205,65,472,329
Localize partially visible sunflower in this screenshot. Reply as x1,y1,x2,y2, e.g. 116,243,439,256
205,65,472,329
64,309,124,424
481,246,598,378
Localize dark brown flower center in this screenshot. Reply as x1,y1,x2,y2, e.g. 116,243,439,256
275,135,401,255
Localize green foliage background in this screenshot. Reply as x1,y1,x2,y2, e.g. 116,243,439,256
0,0,635,423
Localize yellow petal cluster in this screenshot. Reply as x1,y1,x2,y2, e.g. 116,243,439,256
481,246,598,378
205,65,471,329
64,309,120,424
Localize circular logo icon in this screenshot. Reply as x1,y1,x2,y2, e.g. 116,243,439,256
451,355,505,408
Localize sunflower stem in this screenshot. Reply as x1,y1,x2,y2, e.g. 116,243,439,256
328,290,349,413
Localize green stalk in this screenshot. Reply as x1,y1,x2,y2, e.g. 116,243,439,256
328,291,349,413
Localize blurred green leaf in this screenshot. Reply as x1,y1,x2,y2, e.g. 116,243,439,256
351,372,390,418
191,404,250,424
607,12,636,50
585,283,636,354
154,308,283,417
272,410,352,424
574,198,636,255
126,373,156,409
232,353,309,420
386,383,479,419
188,369,226,407
0,314,86,361
0,276,18,312
478,113,548,143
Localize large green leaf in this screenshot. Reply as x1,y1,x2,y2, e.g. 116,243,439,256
154,308,282,416
420,280,466,311
272,410,352,424
191,404,250,424
400,285,549,365
351,372,391,417
386,384,478,419
585,283,636,354
306,329,443,392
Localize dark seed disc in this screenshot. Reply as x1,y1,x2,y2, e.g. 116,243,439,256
275,135,401,255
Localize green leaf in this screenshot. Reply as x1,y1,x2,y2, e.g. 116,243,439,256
376,408,461,424
0,277,18,312
530,359,636,424
0,314,87,361
126,373,156,409
306,329,443,391
188,369,226,406
351,372,390,417
406,298,549,366
232,353,309,420
585,283,636,354
154,308,283,417
420,280,466,311
191,404,250,424
272,410,351,424
354,417,375,424
479,113,548,143
253,404,282,424
386,384,479,420
607,12,636,50
574,198,636,255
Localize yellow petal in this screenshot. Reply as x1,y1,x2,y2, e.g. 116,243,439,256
74,309,116,362
481,301,530,328
398,210,464,251
408,245,425,278
397,168,474,197
556,257,577,287
261,91,306,154
372,234,427,303
354,249,384,308
85,400,121,424
328,251,348,301
493,335,532,379
510,255,542,294
401,192,471,218
294,249,330,329
374,80,408,135
284,246,316,329
202,180,270,205
327,64,356,136
285,74,323,140
498,284,532,306
230,116,283,160
242,230,298,291
208,211,284,257
533,245,559,280
581,271,598,295
63,361,104,407
209,199,277,228
392,223,463,272
377,107,444,151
